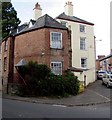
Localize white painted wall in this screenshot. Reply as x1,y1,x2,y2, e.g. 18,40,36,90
56,2,96,86
56,19,96,86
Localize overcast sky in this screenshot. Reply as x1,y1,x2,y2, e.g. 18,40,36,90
12,0,111,58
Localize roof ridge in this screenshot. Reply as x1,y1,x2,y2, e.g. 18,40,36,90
56,12,94,25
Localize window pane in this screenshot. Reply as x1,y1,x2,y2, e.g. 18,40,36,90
51,62,62,75
81,58,87,68
80,25,85,32
80,37,86,50
50,32,62,49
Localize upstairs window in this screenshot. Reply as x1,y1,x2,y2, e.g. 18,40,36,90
50,32,62,49
80,24,86,33
81,58,87,68
51,62,62,75
4,40,8,51
80,37,86,50
4,57,7,71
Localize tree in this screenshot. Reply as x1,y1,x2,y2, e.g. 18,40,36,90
1,2,21,39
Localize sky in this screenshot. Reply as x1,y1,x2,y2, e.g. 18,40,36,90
11,0,111,58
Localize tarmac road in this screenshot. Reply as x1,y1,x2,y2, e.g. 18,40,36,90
2,98,110,118
2,80,112,118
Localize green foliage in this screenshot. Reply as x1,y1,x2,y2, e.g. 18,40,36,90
1,2,21,39
17,61,80,97
63,71,80,95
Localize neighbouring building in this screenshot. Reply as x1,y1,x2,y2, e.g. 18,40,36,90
96,55,105,71
99,2,112,72
56,1,96,85
1,35,15,92
99,54,112,72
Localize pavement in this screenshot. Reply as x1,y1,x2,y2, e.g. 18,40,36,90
1,80,111,107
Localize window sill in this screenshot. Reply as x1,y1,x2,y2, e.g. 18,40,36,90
50,48,63,50
80,49,87,51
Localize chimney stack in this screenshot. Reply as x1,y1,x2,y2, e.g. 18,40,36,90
33,2,42,20
64,1,73,16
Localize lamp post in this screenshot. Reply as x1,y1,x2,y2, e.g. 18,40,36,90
94,36,102,59
94,37,102,80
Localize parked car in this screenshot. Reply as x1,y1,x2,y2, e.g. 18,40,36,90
97,70,107,80
102,73,112,88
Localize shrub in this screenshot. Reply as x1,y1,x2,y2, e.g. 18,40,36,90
16,61,80,97
63,71,80,95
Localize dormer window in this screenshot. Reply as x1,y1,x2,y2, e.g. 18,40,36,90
61,21,67,27
80,24,86,33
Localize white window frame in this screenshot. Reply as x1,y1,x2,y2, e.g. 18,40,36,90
81,58,87,68
51,62,62,75
80,24,86,33
80,37,86,50
50,32,62,49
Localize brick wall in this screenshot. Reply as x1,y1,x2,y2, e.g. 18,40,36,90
14,28,69,77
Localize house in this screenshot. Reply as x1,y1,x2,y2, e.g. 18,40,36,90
1,3,71,93
96,55,105,71
99,54,112,72
1,35,15,93
13,14,70,81
56,1,96,86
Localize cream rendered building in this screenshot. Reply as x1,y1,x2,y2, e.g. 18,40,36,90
56,1,96,86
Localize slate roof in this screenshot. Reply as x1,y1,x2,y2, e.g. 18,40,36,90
15,59,27,67
56,12,94,25
15,14,68,36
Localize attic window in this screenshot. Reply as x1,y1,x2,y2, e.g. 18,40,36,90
61,21,67,26
80,24,86,33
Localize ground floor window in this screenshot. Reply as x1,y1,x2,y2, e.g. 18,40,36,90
81,58,87,68
51,62,62,75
